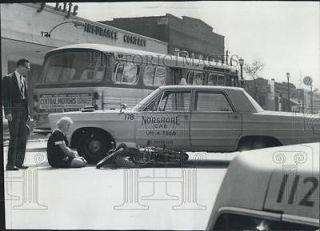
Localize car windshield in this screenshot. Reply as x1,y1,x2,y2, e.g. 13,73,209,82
243,90,264,112
37,50,107,84
132,88,162,111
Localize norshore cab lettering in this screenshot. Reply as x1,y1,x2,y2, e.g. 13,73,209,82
142,115,180,129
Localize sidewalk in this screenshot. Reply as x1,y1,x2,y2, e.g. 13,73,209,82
3,133,49,148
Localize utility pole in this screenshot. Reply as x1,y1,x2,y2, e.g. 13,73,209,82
286,72,291,111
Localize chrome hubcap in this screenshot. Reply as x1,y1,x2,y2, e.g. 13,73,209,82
88,140,102,154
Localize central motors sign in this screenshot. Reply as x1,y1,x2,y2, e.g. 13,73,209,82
39,93,92,110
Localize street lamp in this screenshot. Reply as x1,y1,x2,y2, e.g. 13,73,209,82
303,76,313,113
41,20,85,38
286,72,291,111
239,58,244,87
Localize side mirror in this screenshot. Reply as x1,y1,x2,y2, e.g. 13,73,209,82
120,103,127,114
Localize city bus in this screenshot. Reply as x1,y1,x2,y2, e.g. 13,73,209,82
206,142,319,231
33,43,239,131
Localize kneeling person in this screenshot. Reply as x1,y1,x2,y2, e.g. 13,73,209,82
47,117,87,168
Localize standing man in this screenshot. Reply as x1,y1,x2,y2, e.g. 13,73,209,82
2,58,31,170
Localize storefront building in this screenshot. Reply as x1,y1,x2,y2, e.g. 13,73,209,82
244,77,320,113
1,3,168,85
100,13,225,61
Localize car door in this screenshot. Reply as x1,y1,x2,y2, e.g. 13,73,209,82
136,89,191,150
190,90,241,152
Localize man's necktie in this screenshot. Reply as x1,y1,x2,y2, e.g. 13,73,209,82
20,76,25,98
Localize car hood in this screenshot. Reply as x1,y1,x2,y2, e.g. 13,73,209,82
48,109,135,130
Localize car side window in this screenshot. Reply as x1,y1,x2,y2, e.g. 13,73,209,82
156,91,191,112
212,213,319,231
195,92,232,112
144,94,162,111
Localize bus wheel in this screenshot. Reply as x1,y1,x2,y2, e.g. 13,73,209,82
77,130,114,164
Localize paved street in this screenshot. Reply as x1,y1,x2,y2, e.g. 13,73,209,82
3,139,236,230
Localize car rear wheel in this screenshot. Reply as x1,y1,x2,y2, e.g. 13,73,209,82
237,139,252,151
238,138,267,151
251,139,267,149
77,130,114,164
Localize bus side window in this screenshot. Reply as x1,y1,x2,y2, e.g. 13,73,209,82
143,65,167,87
122,63,139,84
154,66,166,86
143,65,156,86
171,68,182,85
208,73,217,85
112,62,138,85
217,75,225,86
232,76,239,87
208,73,225,86
225,75,232,86
113,63,124,83
186,71,194,85
193,71,204,85
113,62,119,73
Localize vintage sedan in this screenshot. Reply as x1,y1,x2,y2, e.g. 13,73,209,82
48,86,320,162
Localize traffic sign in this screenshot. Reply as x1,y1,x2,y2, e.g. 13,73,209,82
303,76,312,86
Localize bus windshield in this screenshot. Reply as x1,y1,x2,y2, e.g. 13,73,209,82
38,50,107,84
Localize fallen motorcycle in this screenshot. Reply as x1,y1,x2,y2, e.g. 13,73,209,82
96,143,189,169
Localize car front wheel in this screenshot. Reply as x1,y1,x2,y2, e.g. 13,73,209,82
77,130,114,163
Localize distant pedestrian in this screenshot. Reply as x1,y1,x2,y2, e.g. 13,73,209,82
47,117,87,168
179,77,187,85
2,58,31,171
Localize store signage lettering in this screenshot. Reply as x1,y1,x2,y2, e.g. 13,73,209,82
36,2,78,18
84,23,118,40
123,35,146,47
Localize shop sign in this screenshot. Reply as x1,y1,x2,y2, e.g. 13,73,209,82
84,23,118,40
36,2,79,18
123,34,146,47
39,93,92,110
